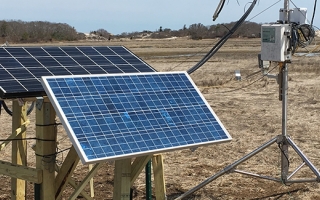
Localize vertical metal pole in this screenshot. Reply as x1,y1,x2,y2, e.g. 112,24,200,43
280,64,289,181
280,0,290,182
34,184,40,200
145,160,152,200
284,0,289,24
281,64,288,138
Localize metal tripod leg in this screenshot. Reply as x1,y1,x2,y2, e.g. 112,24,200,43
287,137,320,180
175,136,278,200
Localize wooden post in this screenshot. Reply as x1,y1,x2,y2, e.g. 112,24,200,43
11,101,27,200
89,164,95,197
35,101,57,200
113,159,131,200
152,154,166,200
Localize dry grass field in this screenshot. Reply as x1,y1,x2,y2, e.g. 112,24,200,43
0,37,320,199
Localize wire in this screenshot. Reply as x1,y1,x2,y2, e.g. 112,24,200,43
0,122,62,142
289,0,309,23
311,0,317,26
35,122,62,127
247,0,282,22
56,147,71,155
213,0,226,21
0,137,56,142
187,0,258,74
212,64,278,94
171,0,279,73
167,39,219,71
291,23,316,53
35,146,70,171
289,0,318,27
0,100,35,116
278,143,289,166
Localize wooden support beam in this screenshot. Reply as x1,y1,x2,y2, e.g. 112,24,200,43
17,97,50,103
0,160,42,183
11,101,27,200
36,102,57,200
69,163,102,200
55,146,80,199
114,159,132,200
68,178,94,200
152,154,166,200
0,120,30,151
89,164,94,198
55,163,93,200
131,155,153,186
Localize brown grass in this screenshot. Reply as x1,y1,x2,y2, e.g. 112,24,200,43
1,38,320,199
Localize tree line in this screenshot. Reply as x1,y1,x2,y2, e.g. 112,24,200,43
147,21,261,40
0,20,80,43
0,20,262,43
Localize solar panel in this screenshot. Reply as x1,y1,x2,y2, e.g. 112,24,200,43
0,46,155,99
41,72,231,164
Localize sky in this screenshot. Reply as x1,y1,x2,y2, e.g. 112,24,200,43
1,0,318,35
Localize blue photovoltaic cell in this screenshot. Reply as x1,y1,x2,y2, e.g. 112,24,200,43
0,46,155,99
41,72,231,164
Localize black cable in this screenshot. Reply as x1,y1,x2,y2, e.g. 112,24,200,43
35,147,71,158
35,153,56,158
0,137,56,142
173,0,278,73
168,39,220,71
278,143,290,168
56,147,71,155
35,122,62,127
291,23,316,53
212,64,278,94
213,0,226,21
187,0,257,74
0,100,35,116
311,0,317,26
1,100,12,116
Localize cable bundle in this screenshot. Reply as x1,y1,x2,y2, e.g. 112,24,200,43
187,0,258,74
291,23,316,54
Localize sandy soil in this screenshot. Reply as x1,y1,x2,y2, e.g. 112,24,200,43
1,38,320,199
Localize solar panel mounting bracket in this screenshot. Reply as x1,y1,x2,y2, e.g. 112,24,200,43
0,86,5,93
189,147,198,152
17,98,25,106
36,97,44,110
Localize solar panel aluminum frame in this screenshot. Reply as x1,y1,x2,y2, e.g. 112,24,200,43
0,87,47,100
41,72,232,164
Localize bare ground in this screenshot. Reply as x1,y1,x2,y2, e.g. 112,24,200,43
1,38,320,199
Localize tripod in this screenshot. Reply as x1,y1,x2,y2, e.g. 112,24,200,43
176,1,320,197
176,61,320,199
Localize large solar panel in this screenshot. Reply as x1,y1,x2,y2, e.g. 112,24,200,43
0,46,155,99
41,72,231,164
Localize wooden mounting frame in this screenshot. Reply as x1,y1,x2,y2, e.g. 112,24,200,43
11,101,28,199
1,99,167,199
